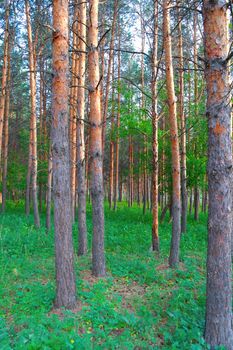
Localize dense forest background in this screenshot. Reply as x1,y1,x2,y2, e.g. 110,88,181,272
0,0,232,349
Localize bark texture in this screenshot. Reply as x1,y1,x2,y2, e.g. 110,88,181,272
102,0,118,160
0,1,9,162
163,0,181,267
70,2,79,220
25,0,40,228
109,60,115,209
46,146,52,232
151,0,159,252
52,0,77,309
113,23,121,211
2,36,10,213
77,0,87,256
88,0,106,277
177,1,187,233
203,1,233,348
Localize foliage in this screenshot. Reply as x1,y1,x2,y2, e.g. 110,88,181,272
0,202,216,349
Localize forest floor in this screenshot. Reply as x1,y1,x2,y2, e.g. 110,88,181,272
0,202,209,350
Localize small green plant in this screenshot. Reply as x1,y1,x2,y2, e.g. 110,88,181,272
0,202,209,349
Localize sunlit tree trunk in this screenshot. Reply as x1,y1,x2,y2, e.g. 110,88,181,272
163,0,181,267
203,1,233,348
0,1,10,163
77,0,87,256
88,0,106,277
52,0,76,308
151,0,159,252
25,0,40,228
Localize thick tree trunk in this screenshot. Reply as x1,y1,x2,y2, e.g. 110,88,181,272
88,0,106,277
203,1,233,348
25,0,40,228
177,1,187,233
151,0,159,252
0,2,9,162
77,0,87,256
52,0,76,309
163,0,181,268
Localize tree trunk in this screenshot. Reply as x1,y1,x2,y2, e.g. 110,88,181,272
194,186,199,221
46,146,52,232
25,139,32,215
70,2,79,221
2,36,10,213
25,0,40,228
203,189,208,214
102,0,118,160
177,1,187,233
203,1,233,348
141,12,147,216
163,0,181,268
151,0,159,253
189,188,193,214
0,1,10,162
113,22,121,211
193,12,199,223
77,0,87,256
128,135,133,207
52,0,77,309
88,0,106,277
109,60,115,209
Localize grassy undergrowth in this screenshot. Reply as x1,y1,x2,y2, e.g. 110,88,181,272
0,201,210,349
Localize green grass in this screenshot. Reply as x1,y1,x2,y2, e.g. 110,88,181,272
0,201,210,349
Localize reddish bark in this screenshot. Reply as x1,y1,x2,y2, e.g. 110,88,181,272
203,1,233,348
0,1,10,162
88,0,106,277
52,0,77,309
163,0,181,267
